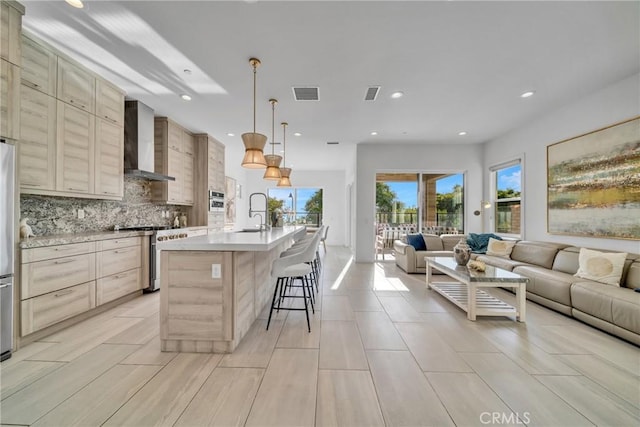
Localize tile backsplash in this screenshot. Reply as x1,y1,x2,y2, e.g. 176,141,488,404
20,177,190,236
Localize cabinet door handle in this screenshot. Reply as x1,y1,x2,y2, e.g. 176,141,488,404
115,248,132,254
67,187,85,192
103,115,117,123
54,259,75,265
21,183,43,187
55,289,74,297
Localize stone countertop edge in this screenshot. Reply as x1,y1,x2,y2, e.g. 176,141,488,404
20,230,154,249
158,226,304,252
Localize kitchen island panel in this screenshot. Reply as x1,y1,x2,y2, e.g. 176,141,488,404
160,230,296,353
160,251,233,350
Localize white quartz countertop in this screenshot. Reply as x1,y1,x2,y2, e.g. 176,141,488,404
157,226,305,252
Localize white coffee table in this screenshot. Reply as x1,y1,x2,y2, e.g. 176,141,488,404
425,256,528,322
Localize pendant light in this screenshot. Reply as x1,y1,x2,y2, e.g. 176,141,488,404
241,58,267,168
263,99,282,180
277,122,292,187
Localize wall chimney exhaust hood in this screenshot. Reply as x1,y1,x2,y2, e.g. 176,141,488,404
124,100,175,181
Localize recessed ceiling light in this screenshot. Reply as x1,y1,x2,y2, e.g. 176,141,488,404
390,91,404,99
370,131,378,136
458,131,467,136
180,94,192,101
293,132,302,137
520,91,535,98
65,0,84,8
227,133,235,137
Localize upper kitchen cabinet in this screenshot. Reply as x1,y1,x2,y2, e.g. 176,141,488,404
57,57,95,113
0,1,23,66
56,100,95,195
95,118,123,199
21,34,56,96
153,117,193,206
182,131,194,205
0,57,19,140
96,79,124,126
19,84,56,191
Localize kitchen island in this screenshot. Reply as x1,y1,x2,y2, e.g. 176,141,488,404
157,226,304,353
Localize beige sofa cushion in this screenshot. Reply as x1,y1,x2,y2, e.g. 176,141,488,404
421,234,444,251
475,255,528,271
510,241,566,269
572,281,640,335
441,234,464,251
554,247,639,289
513,266,576,307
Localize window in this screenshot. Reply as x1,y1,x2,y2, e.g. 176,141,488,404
492,160,522,236
267,188,323,226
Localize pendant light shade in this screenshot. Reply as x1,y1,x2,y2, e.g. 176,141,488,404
277,122,292,187
241,58,267,168
263,99,282,180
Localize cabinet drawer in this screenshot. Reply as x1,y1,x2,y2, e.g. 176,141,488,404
96,268,141,306
21,252,96,299
22,241,96,263
99,236,140,251
97,245,141,278
21,281,96,336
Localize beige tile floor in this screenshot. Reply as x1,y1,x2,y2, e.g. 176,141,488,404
1,246,639,426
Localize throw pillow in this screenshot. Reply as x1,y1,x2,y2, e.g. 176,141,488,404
406,234,426,251
486,237,516,258
574,248,627,286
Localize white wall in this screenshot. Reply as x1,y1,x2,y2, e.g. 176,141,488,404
355,143,485,262
243,169,347,246
484,73,640,253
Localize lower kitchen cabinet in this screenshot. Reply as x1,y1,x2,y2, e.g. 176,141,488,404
20,235,146,338
96,267,141,306
21,281,96,336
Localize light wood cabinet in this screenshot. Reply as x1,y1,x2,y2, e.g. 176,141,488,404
95,118,123,198
21,252,96,299
21,282,96,336
182,132,194,204
18,35,125,200
95,78,123,126
20,241,97,336
153,117,194,206
96,236,143,306
192,134,225,229
0,1,22,66
56,100,95,194
57,57,95,113
19,84,56,190
96,268,140,306
21,34,56,96
20,236,146,337
0,58,19,140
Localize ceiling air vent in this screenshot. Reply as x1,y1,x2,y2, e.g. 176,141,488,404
327,141,339,145
364,86,380,101
293,87,319,101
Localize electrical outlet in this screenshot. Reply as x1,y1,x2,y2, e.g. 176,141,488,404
211,264,222,279
78,209,85,219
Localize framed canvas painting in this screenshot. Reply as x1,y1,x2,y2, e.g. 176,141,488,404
547,116,639,239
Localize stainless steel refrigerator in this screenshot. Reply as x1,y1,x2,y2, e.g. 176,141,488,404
0,141,15,362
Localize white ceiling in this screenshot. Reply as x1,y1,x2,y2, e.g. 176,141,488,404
22,0,640,171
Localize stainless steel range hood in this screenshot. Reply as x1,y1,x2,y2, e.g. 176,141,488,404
124,100,175,181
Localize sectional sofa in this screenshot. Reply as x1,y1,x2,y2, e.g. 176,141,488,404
394,234,640,345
